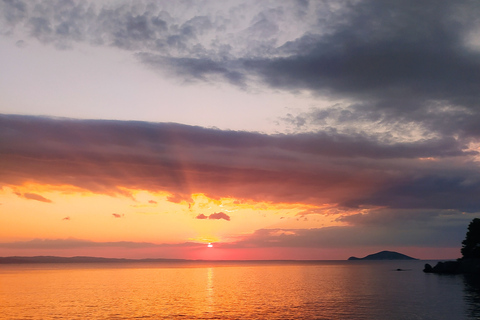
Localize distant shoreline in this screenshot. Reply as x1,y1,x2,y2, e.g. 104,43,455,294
0,256,453,264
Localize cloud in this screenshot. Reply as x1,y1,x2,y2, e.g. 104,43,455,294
242,0,480,142
1,0,480,222
208,212,231,221
195,212,231,221
15,39,26,47
16,192,52,203
343,175,480,213
112,213,124,218
137,54,246,86
62,216,70,221
2,1,480,140
225,213,473,249
148,200,157,204
216,206,478,250
1,114,480,214
166,193,193,204
2,0,480,142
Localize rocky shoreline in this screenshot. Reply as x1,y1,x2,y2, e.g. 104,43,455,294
424,259,480,274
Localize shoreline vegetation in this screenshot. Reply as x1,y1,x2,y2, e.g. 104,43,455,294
424,218,480,274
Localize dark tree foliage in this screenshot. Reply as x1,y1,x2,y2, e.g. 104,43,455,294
461,218,480,259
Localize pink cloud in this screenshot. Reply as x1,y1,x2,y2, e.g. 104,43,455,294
17,192,52,203
208,212,231,221
196,212,231,221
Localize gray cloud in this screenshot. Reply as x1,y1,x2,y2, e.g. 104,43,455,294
2,0,480,142
252,0,480,141
0,0,289,56
225,212,474,249
343,174,480,213
137,54,246,86
337,208,459,227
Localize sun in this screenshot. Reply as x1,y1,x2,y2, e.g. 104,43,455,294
207,243,213,248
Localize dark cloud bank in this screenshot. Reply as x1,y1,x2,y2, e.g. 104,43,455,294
2,114,479,212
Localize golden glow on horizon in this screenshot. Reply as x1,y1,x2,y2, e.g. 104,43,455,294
0,183,348,249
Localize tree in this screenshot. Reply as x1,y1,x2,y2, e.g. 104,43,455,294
461,218,480,259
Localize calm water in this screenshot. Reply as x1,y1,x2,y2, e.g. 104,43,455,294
1,260,480,319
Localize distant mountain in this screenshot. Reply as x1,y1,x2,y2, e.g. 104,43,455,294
348,251,417,261
0,256,187,264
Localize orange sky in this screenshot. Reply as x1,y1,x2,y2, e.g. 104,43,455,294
0,182,354,259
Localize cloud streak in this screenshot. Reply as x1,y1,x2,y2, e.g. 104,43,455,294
16,192,52,203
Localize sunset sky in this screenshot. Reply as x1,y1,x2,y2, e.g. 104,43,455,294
1,0,480,260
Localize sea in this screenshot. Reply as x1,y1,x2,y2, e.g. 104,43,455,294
1,260,479,320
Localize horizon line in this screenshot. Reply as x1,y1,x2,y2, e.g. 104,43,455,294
0,255,457,263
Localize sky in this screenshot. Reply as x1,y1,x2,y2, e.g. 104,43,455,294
1,0,480,260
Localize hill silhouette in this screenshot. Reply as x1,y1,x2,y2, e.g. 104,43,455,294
348,251,417,261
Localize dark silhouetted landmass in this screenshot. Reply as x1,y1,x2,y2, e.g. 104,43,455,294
348,251,417,261
424,218,480,274
0,256,187,264
423,259,480,274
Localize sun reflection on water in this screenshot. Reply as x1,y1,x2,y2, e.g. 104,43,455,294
205,267,215,314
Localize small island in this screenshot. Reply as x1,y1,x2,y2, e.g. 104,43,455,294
348,250,417,261
424,218,480,274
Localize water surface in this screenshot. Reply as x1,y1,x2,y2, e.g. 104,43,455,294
1,260,478,319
